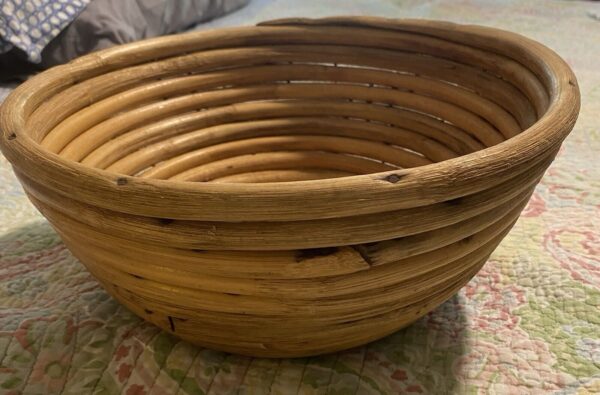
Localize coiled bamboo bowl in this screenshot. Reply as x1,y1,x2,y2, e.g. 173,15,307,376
0,17,579,357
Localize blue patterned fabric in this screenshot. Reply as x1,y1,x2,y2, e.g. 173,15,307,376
0,0,89,63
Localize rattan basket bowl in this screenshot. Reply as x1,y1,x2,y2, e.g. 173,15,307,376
0,17,579,357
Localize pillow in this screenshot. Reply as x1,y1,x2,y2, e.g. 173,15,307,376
0,0,249,79
38,0,250,67
0,0,90,63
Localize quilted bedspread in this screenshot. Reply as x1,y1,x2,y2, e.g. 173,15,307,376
1,0,599,394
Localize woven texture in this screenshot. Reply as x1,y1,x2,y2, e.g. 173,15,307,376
0,0,598,394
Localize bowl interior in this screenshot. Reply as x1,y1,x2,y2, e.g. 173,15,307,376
22,20,548,185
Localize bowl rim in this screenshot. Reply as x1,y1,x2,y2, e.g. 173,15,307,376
0,17,580,222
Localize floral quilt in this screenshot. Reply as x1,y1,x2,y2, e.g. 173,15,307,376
0,0,599,394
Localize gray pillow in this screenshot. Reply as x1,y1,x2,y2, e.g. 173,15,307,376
0,0,249,79
39,0,249,67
